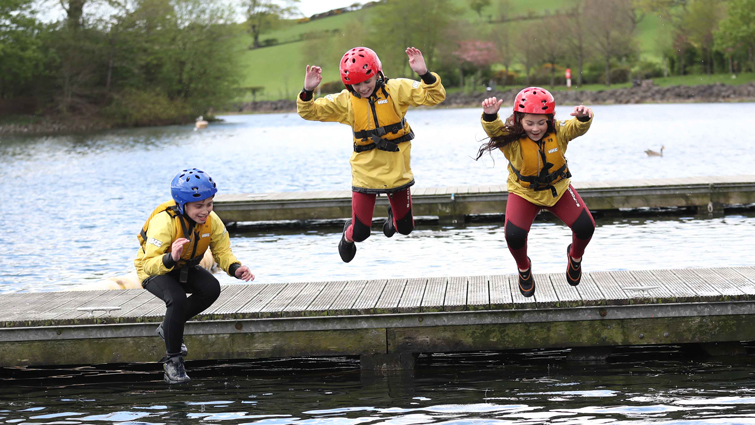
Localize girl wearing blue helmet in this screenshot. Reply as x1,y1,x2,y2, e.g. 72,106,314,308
135,168,254,384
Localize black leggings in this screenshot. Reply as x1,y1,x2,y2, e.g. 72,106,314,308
144,267,220,356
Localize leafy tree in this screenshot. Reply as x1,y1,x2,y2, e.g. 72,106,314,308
454,39,499,90
245,0,299,49
0,0,45,99
584,0,637,85
716,0,755,72
489,0,516,88
684,0,725,74
536,15,568,88
468,0,490,19
561,0,591,87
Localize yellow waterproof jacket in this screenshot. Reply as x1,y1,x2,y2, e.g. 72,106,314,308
297,74,446,193
481,115,593,207
134,201,240,284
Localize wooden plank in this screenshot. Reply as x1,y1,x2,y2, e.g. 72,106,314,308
710,268,755,296
237,283,287,315
283,282,327,316
397,277,426,313
375,278,407,313
588,272,630,304
202,285,247,315
669,269,727,298
489,274,512,309
208,284,266,315
329,280,367,315
422,277,446,312
0,292,77,321
548,273,581,306
23,291,108,321
445,276,467,311
689,268,748,298
731,267,755,292
648,269,700,301
467,275,489,310
259,283,308,317
111,291,163,318
412,187,427,196
532,273,559,306
352,279,387,314
306,281,348,315
576,272,607,304
64,290,144,320
611,270,674,302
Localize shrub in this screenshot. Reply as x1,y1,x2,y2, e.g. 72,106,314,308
104,89,194,127
319,80,346,94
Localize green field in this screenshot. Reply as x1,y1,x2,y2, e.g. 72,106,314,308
234,0,701,101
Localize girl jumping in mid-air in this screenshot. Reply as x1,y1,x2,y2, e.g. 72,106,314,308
477,87,595,297
297,47,446,262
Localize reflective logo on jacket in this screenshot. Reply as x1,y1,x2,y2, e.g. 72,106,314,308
509,133,571,195
350,85,413,150
138,200,212,267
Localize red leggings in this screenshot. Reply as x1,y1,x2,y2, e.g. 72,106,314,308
505,185,595,270
346,188,414,241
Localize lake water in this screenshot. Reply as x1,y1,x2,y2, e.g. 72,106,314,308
0,103,753,293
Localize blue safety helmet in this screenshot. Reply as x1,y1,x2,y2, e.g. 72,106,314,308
170,168,218,214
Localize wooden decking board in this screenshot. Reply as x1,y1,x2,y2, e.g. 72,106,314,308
0,292,72,321
670,269,729,298
412,187,427,196
588,272,630,303
209,285,266,315
306,281,347,315
20,291,110,321
575,273,607,304
689,268,748,297
422,277,447,312
329,280,367,315
259,283,308,316
375,279,407,313
424,187,438,196
66,289,144,320
445,276,467,311
732,267,755,288
532,273,559,306
283,282,327,315
489,274,513,308
610,270,674,301
709,268,755,295
238,283,287,314
111,290,162,318
648,269,700,301
548,273,581,304
198,285,246,315
467,275,489,310
398,277,427,313
352,279,388,314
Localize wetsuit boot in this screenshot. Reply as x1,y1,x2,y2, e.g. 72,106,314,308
338,219,357,263
383,206,396,238
518,257,535,297
162,355,190,384
157,322,188,357
566,244,582,286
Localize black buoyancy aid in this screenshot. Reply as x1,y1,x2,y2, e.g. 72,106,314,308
138,200,212,272
351,82,414,153
509,133,571,197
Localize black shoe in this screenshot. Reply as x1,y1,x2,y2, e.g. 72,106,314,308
566,244,582,286
518,257,535,297
157,323,188,357
338,219,357,263
162,355,190,384
383,206,396,238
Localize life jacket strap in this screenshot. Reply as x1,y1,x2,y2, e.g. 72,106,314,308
353,118,407,140
354,130,414,153
509,162,571,194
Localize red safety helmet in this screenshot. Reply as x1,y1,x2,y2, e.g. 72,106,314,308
513,87,555,115
340,47,382,86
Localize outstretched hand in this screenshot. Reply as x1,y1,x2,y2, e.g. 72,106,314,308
481,97,504,115
303,65,322,91
235,265,255,282
171,238,190,262
405,47,428,75
570,104,593,119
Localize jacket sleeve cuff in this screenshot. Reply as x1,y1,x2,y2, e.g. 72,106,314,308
419,71,436,85
299,88,314,101
229,263,241,277
162,253,177,268
482,113,498,122
577,115,591,122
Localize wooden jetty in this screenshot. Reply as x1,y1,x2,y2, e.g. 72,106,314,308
2,266,755,369
214,175,755,224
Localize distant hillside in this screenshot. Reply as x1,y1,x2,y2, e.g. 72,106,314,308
235,0,668,101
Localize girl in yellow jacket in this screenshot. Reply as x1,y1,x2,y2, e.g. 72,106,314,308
477,88,595,298
135,168,254,384
298,46,446,263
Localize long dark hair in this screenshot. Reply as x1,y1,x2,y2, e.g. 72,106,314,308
475,112,555,160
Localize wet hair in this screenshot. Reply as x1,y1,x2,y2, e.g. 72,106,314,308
475,112,555,160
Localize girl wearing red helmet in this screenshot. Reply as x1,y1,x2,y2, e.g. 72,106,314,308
297,47,446,263
476,88,595,297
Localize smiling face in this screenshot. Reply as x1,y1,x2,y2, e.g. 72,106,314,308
184,196,214,224
351,74,378,98
521,113,549,142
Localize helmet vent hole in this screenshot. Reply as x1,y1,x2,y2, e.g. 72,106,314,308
518,104,525,108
